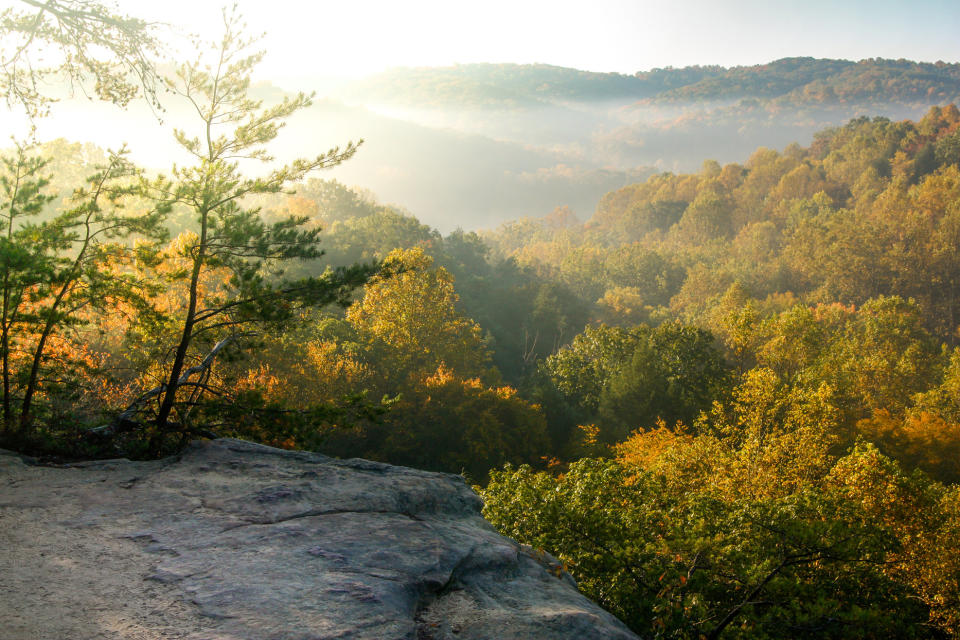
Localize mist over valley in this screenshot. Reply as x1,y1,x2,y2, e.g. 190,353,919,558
10,57,960,231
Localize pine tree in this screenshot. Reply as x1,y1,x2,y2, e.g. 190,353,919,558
137,9,371,454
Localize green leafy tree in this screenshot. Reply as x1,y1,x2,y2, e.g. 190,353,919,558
597,323,731,442
830,444,960,637
482,456,922,639
320,208,438,268
0,141,54,432
816,296,941,419
483,374,943,638
544,324,646,413
18,148,165,433
0,142,167,443
546,323,730,443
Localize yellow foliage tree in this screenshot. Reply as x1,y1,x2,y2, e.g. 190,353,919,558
346,247,491,383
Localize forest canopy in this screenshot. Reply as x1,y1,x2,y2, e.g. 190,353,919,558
7,101,960,636
3,2,960,636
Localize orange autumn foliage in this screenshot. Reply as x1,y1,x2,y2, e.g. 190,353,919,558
858,409,960,484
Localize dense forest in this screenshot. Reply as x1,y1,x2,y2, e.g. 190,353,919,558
7,96,960,635
4,2,960,637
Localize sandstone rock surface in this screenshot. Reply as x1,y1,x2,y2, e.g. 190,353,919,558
0,438,640,640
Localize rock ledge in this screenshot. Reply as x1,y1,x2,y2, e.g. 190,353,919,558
0,438,639,639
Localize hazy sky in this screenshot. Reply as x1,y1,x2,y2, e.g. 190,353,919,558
4,0,959,227
118,0,960,84
6,0,960,170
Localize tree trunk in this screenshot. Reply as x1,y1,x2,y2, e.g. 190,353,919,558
18,314,59,433
1,321,10,432
150,216,207,455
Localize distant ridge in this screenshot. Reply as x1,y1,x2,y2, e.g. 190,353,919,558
342,58,960,109
641,57,960,106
